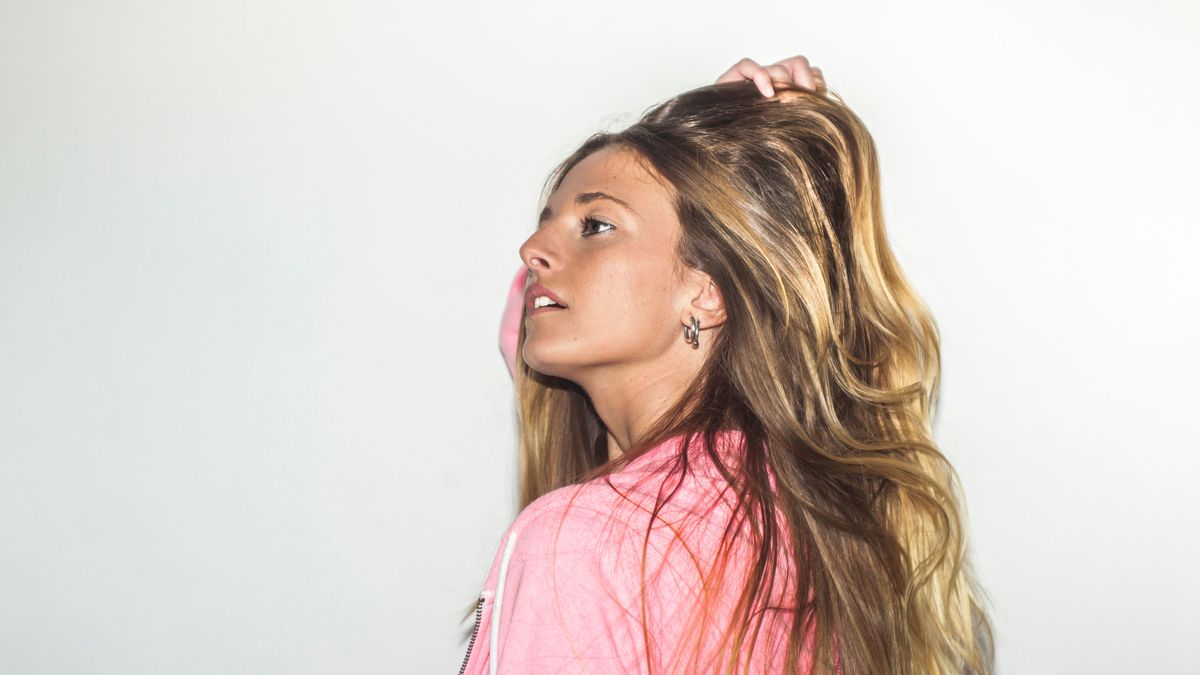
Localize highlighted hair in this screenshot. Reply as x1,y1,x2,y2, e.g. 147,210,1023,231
508,80,994,674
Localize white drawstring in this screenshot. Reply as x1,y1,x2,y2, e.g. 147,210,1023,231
489,528,520,675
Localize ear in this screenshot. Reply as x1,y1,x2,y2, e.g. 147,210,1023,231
680,267,727,330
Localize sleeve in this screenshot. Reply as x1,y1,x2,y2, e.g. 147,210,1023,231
489,495,708,675
498,266,527,379
489,500,640,673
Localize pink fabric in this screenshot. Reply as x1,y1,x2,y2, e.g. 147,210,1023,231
499,267,527,378
459,429,822,674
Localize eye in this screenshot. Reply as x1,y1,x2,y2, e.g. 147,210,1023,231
581,216,615,237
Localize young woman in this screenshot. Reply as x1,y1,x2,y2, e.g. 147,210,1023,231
458,55,994,675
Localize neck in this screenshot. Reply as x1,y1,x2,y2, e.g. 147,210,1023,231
578,360,698,463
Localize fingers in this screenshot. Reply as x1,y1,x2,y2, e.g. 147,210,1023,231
714,57,776,97
775,54,818,92
811,66,826,93
715,55,827,97
765,64,792,86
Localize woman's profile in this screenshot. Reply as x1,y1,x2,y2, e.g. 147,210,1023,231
459,55,994,675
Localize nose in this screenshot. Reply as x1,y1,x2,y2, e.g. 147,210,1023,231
519,229,556,276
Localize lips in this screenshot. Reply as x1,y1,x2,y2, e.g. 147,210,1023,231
525,282,569,313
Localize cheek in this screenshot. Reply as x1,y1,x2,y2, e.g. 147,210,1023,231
577,257,676,330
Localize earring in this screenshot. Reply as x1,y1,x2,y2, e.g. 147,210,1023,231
682,315,701,349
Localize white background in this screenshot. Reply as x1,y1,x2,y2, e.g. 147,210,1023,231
1,1,1196,673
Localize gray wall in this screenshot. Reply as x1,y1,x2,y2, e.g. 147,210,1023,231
1,1,1196,673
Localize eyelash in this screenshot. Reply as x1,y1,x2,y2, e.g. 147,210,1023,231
581,216,615,237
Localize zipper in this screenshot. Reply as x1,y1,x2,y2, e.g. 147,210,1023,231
457,593,485,675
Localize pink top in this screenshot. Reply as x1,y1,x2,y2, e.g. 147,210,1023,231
458,428,822,674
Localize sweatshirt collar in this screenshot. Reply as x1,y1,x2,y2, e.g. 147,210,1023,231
619,427,747,474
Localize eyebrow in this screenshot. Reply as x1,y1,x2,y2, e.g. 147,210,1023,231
538,191,640,227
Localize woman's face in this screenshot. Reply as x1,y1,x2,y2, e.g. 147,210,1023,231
518,145,692,381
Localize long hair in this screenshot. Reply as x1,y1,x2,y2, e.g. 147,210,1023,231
505,79,994,674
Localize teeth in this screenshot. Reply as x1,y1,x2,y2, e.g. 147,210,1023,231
533,295,562,309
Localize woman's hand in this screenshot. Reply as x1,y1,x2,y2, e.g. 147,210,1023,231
715,54,826,97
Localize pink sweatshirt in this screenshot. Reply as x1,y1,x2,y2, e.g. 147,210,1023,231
457,428,821,674
499,266,526,379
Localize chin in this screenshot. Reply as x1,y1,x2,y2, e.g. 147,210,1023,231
521,342,581,379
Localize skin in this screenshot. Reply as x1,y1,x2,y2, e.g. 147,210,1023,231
715,54,825,97
511,54,824,462
518,145,727,462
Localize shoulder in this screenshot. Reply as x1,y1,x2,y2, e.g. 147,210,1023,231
503,429,755,568
485,483,691,672
505,472,739,586
513,467,734,537
503,482,625,564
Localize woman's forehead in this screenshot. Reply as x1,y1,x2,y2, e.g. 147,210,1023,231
552,147,673,218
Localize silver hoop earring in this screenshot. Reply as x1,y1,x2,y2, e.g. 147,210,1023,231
682,315,701,349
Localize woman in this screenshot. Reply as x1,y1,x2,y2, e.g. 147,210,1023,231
458,55,994,675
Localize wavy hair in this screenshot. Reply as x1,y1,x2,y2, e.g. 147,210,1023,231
503,79,994,674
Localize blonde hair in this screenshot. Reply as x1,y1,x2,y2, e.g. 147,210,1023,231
499,79,993,674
